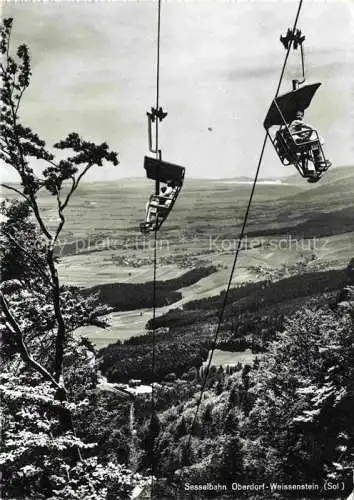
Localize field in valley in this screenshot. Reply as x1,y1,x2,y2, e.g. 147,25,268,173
2,166,354,347
59,166,354,346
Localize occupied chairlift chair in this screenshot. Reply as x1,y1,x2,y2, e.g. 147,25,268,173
264,27,331,183
140,156,185,233
264,83,331,183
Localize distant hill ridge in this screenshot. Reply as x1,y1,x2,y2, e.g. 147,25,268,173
283,165,354,187
1,165,353,190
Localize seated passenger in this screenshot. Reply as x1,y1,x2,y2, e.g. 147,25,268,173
141,182,176,233
288,110,331,172
158,182,175,206
144,200,157,229
276,110,331,178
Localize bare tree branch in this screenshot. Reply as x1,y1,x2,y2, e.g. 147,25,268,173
1,183,29,200
0,290,61,391
29,193,52,240
14,87,25,116
61,163,92,211
52,192,65,247
44,237,67,382
60,177,76,212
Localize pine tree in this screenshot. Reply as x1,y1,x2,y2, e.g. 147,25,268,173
180,438,193,467
142,411,161,474
217,436,244,484
202,404,213,437
175,416,188,440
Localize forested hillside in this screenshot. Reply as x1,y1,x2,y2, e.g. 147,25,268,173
151,296,354,497
99,260,354,498
100,266,348,382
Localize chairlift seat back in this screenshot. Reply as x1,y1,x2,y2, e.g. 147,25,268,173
144,156,185,186
264,83,321,129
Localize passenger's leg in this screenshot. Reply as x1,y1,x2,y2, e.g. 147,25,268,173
313,147,324,163
145,201,151,223
312,146,331,170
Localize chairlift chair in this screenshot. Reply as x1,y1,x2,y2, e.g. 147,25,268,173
140,156,185,233
264,83,331,183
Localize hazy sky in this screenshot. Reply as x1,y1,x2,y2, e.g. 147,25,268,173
2,0,354,181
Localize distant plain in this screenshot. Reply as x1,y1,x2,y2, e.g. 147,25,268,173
2,166,354,346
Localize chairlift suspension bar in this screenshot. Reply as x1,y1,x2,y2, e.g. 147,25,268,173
147,108,167,162
280,27,306,88
153,0,166,195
